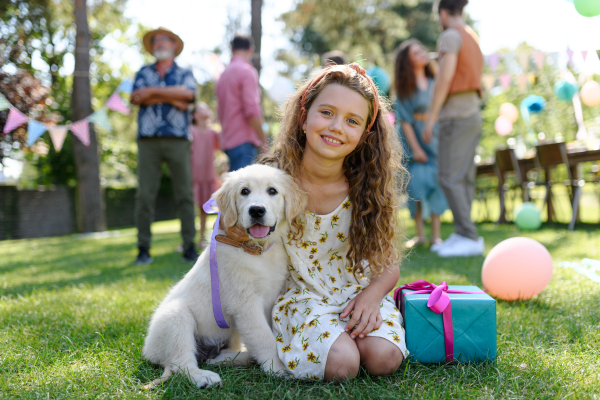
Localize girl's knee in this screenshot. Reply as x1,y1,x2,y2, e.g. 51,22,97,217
324,333,360,382
357,337,403,376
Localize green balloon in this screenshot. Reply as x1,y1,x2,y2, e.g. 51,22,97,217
574,0,600,17
515,202,542,231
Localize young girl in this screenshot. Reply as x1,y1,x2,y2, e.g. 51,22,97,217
394,40,449,249
190,102,220,249
230,63,409,381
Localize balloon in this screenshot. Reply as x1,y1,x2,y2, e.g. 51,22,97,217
482,237,553,301
267,76,295,104
574,0,600,16
554,80,578,102
499,102,519,123
581,81,600,107
366,66,391,95
494,115,513,136
515,202,542,231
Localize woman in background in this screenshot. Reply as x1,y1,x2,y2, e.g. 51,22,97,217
394,39,448,250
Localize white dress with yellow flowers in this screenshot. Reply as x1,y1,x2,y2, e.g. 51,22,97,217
271,198,409,380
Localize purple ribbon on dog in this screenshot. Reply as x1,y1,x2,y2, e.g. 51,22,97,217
202,198,230,329
393,280,484,362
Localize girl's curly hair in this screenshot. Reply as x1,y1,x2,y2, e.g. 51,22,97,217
259,64,407,278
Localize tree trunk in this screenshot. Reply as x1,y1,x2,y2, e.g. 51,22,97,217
251,0,262,75
71,0,106,233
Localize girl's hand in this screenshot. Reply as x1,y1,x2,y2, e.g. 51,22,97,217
340,288,383,339
422,119,435,144
411,146,429,163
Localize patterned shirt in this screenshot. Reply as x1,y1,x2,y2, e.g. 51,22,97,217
133,62,197,139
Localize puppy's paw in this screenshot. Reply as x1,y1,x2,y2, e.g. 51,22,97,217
190,370,222,389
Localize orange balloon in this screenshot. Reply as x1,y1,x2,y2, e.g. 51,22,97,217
481,237,553,301
499,102,519,123
581,81,600,107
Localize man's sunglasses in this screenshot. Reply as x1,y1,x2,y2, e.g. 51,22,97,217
152,36,173,44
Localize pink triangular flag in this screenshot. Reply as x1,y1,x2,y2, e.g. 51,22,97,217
567,48,574,67
106,92,130,115
48,125,69,152
517,74,528,92
2,107,29,134
582,50,588,61
488,53,501,72
499,74,512,90
71,119,90,146
533,51,545,70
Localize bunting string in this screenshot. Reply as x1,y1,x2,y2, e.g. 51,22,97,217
0,78,132,152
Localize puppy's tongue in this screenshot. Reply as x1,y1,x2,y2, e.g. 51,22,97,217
249,224,270,238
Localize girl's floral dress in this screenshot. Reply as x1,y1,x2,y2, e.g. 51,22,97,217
272,198,409,380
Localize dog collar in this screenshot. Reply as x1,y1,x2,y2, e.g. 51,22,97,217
214,234,273,256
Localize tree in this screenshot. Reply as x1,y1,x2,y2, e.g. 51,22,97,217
71,0,105,232
251,0,262,75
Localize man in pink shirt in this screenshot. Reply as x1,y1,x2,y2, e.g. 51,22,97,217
215,35,267,171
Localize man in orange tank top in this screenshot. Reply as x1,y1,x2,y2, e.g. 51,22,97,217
423,0,485,257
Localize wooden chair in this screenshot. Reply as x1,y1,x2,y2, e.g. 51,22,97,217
534,141,584,231
494,147,528,224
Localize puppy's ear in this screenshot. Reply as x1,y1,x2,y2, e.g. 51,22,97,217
213,178,239,229
281,173,307,222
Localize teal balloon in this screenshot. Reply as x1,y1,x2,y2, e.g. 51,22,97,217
366,66,391,95
521,95,545,114
574,0,600,17
554,80,578,102
515,202,542,231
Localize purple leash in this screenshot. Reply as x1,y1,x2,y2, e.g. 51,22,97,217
202,199,230,329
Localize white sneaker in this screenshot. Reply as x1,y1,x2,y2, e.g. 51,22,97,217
430,233,461,253
437,235,485,257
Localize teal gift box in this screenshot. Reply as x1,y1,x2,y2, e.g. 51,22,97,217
394,281,497,363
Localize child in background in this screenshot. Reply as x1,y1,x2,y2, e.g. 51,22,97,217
227,63,409,381
394,39,449,249
190,102,220,249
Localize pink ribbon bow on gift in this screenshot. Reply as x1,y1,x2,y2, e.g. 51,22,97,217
393,280,484,362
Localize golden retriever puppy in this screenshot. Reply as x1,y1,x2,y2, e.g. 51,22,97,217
142,164,306,389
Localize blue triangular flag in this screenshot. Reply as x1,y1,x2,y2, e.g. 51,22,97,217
27,120,48,147
118,79,133,94
89,107,113,132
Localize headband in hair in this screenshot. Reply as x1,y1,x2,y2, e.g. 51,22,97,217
299,62,380,134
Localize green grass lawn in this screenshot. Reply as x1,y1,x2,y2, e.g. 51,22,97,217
1,216,599,399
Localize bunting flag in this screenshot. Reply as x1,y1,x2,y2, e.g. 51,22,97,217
597,50,600,60
48,125,69,152
518,52,530,71
117,79,133,94
71,119,90,146
547,52,560,68
26,120,48,146
499,74,512,90
503,53,516,69
567,48,574,67
488,53,500,72
0,93,10,111
517,74,528,92
533,51,546,70
2,107,29,134
482,74,496,92
106,92,130,115
89,107,113,132
527,73,537,86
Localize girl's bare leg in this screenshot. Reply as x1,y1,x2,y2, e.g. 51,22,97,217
356,336,403,376
431,213,441,243
199,210,208,249
323,332,360,382
407,202,427,247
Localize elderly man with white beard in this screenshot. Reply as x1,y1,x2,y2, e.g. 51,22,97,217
130,27,199,265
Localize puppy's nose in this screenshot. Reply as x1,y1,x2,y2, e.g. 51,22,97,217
249,205,266,219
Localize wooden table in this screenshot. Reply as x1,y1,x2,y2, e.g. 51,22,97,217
476,149,600,223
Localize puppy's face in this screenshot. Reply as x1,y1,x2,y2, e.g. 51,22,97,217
214,165,306,242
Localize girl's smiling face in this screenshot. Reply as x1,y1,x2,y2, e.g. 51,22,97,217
302,84,370,161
